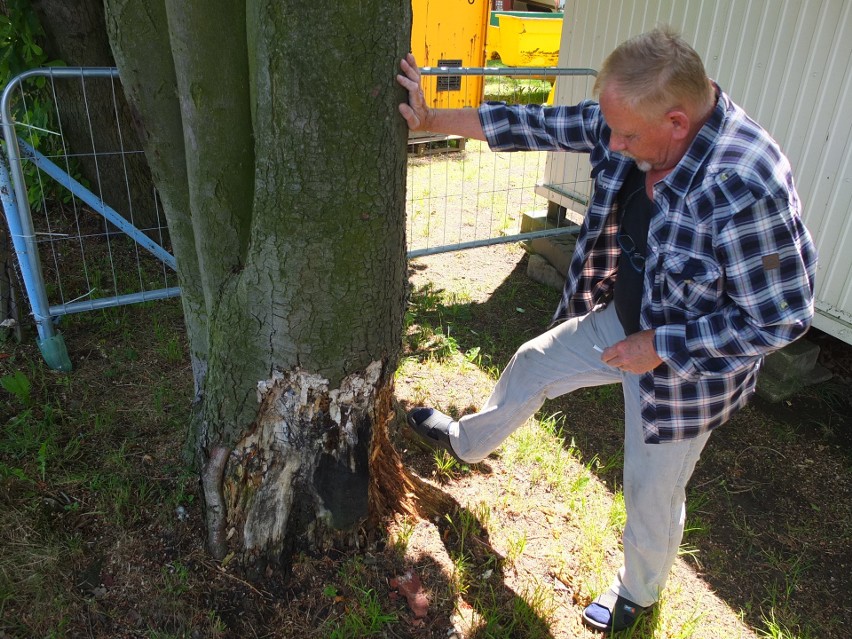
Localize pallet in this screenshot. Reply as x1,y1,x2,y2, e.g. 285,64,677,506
407,132,466,155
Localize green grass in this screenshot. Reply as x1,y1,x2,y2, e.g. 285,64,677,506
758,609,816,639
0,297,194,636
396,245,852,638
484,60,553,104
321,558,398,638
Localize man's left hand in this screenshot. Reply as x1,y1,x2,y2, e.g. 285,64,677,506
601,329,663,374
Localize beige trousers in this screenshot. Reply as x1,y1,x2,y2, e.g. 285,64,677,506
448,303,711,606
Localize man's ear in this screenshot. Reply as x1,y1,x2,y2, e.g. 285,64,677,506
667,110,690,140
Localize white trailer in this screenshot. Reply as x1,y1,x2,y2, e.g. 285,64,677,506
542,0,852,344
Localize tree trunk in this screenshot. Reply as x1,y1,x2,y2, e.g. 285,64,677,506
105,0,414,577
31,0,161,233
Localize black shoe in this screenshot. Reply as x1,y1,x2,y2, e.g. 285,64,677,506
582,590,650,634
406,407,465,463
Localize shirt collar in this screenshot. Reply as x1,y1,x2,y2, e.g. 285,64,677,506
657,83,728,198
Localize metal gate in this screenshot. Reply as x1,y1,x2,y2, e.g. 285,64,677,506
1,66,595,370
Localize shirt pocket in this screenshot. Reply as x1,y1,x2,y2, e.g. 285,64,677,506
658,252,723,320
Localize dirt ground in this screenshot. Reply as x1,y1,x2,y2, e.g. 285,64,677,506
2,244,850,638
390,245,852,638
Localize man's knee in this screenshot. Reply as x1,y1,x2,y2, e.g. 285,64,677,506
514,338,548,364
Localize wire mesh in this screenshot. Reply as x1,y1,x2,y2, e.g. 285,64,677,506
1,69,178,320
406,66,596,257
1,65,596,338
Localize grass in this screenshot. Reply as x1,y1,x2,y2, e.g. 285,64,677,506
406,137,549,254
395,245,851,638
0,295,194,637
484,60,554,105
321,558,398,638
405,68,574,257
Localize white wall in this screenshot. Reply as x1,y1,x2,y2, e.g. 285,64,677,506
544,0,852,343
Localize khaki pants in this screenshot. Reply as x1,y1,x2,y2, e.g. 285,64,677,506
448,303,711,606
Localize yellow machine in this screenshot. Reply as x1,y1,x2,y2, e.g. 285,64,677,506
410,0,490,109
486,12,562,67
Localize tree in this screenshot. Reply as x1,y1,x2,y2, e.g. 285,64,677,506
104,0,415,578
29,0,159,232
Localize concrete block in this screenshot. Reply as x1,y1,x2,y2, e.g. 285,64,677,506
761,338,821,383
528,236,575,276
521,210,550,234
755,338,833,402
755,362,832,402
526,254,565,291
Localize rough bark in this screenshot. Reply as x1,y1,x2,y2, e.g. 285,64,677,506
31,0,161,232
103,0,208,394
106,0,414,575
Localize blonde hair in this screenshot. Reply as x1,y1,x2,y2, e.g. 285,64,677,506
594,26,713,118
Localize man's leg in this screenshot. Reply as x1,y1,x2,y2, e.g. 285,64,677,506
450,304,625,462
612,372,712,607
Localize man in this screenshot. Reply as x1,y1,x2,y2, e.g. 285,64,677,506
397,27,816,633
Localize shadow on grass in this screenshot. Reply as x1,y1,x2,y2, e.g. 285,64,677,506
399,465,557,639
404,252,852,638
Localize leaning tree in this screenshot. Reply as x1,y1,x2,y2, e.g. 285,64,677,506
104,0,416,578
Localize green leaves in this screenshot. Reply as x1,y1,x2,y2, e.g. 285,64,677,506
0,0,49,79
1,370,31,407
1,0,71,212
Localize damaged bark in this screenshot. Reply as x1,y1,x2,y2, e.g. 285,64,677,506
202,446,231,560
220,360,411,576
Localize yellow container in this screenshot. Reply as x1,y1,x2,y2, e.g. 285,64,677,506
410,0,490,109
487,13,562,67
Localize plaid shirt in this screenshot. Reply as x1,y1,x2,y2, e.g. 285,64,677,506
479,90,817,443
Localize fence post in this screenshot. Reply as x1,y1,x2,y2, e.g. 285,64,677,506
1,85,72,371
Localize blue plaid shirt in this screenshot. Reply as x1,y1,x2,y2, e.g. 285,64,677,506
479,89,817,443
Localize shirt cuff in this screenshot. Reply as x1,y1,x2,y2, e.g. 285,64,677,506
478,101,517,151
654,324,695,379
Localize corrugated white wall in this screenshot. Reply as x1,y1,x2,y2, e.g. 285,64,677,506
545,0,852,343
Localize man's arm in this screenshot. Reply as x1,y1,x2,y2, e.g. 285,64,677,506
397,53,486,141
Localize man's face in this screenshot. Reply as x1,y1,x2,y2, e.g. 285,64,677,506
599,85,678,173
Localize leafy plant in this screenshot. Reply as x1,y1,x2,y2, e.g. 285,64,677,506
0,0,73,211
433,448,460,481
389,515,416,556
505,529,527,567
0,0,48,80
1,370,32,406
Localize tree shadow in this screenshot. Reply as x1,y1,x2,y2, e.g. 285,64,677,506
400,468,558,639
403,251,852,637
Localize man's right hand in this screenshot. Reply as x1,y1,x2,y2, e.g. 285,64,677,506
397,53,431,131
395,54,487,141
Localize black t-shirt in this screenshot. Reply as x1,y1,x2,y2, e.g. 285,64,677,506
613,166,653,335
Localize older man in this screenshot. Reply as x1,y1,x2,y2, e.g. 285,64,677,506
397,27,816,633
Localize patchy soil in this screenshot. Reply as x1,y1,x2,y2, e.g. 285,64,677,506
1,244,850,638
393,246,852,638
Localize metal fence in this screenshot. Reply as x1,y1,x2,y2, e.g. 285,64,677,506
1,68,177,370
408,65,595,257
1,66,595,370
